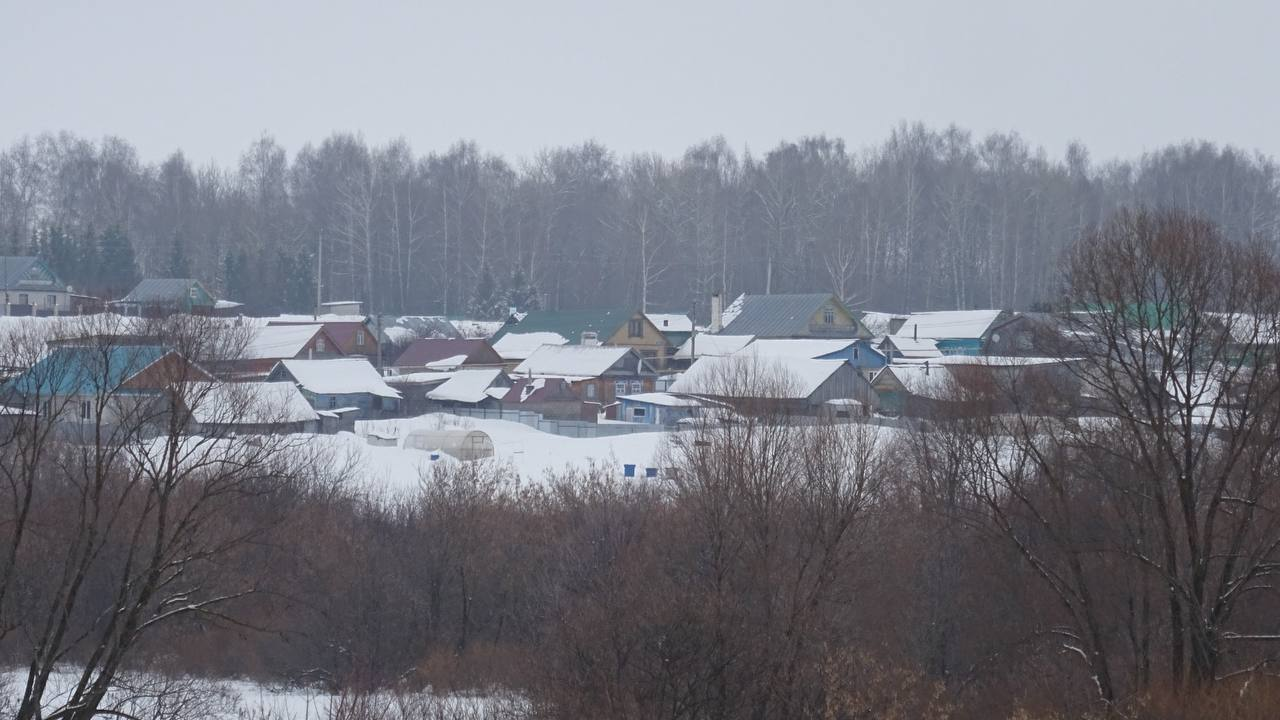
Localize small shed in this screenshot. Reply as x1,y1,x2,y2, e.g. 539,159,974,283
403,428,495,461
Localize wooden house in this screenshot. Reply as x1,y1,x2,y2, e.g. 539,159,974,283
719,293,871,340
391,338,503,373
0,256,79,316
113,278,219,317
267,358,401,419
512,345,660,420
669,354,877,416
214,324,345,380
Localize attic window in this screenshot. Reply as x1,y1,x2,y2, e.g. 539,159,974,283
356,330,365,346
316,337,326,353
823,307,835,324
628,319,644,338
189,287,198,300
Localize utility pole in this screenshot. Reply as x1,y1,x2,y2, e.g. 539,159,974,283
314,232,323,320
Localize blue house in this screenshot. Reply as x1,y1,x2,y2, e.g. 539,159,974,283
267,358,402,419
847,339,888,380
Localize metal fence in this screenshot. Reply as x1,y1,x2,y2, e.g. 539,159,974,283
442,407,668,438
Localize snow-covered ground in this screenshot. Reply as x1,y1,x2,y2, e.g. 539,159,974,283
328,413,673,493
2,668,521,719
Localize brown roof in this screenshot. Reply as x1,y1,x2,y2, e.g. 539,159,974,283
269,319,374,355
503,377,579,404
394,339,502,368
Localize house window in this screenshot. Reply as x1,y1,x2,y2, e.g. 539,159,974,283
46,295,57,308
189,286,198,300
632,407,647,420
316,337,326,353
41,400,50,416
586,384,597,399
823,307,835,324
853,346,860,359
356,330,365,346
18,293,27,306
630,380,643,393
614,381,627,396
628,319,644,338
328,396,337,409
80,400,91,420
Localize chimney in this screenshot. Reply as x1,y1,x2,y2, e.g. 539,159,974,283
710,292,723,334
580,331,599,347
889,316,906,335
913,323,918,342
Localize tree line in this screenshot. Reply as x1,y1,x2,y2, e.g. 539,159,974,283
3,127,1279,317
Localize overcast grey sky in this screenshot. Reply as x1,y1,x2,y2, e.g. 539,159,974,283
2,0,1276,166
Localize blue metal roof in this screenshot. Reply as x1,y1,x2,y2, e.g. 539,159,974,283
5,345,170,397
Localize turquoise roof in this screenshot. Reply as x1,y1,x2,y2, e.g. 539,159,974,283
5,345,169,397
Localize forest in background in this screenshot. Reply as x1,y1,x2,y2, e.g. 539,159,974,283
2,124,1279,317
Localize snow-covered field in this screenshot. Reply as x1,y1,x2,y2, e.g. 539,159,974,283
327,413,673,493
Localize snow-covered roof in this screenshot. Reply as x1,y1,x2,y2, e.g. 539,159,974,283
645,313,693,333
1205,312,1280,346
673,334,755,359
899,310,1004,340
880,335,942,358
189,381,320,425
425,367,507,403
242,324,324,360
262,314,371,325
214,299,244,310
424,354,469,370
513,345,635,378
451,319,506,339
858,311,906,337
669,355,846,399
491,331,569,360
277,358,401,399
731,338,855,360
876,364,956,399
617,392,705,408
720,293,746,328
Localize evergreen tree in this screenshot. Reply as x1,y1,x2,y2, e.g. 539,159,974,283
74,226,101,294
168,234,190,277
505,266,540,313
467,263,501,319
97,225,138,298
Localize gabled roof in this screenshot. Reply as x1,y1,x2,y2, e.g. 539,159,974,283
491,331,569,361
645,313,693,333
669,355,847,399
503,376,577,404
898,310,1005,341
874,363,956,399
492,308,632,343
275,358,401,399
425,367,507,403
395,339,499,368
719,294,867,338
857,310,907,337
0,256,65,292
119,278,212,305
6,345,172,396
188,381,319,425
880,336,942,358
242,324,333,360
513,345,648,378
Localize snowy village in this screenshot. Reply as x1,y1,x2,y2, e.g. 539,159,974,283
7,3,1280,719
